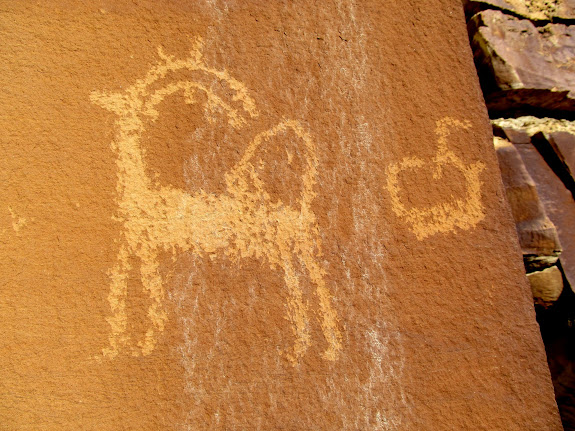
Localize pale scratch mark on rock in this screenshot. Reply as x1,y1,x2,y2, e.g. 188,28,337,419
8,207,27,233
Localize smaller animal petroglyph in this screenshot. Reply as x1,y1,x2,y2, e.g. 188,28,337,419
385,117,486,240
91,38,342,365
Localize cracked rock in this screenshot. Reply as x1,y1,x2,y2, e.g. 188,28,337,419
532,130,575,195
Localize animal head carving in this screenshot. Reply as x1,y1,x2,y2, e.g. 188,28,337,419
91,37,257,129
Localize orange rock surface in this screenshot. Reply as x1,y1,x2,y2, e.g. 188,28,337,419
0,1,562,429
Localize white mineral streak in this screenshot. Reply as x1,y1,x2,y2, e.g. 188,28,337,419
329,1,407,429
368,325,407,431
173,1,407,428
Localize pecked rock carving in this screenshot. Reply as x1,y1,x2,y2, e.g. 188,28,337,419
386,117,486,240
90,38,342,365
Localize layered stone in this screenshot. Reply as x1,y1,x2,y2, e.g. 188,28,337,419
469,10,575,117
516,141,575,290
494,137,562,261
463,0,575,22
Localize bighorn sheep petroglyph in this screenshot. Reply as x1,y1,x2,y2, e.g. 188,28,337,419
91,38,342,365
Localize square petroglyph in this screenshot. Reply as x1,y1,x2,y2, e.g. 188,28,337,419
385,117,486,240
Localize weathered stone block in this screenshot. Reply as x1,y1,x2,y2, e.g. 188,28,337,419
469,10,575,117
532,131,575,195
527,265,564,304
494,137,562,258
493,123,531,145
516,142,575,290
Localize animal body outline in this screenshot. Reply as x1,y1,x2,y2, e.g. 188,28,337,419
91,38,342,365
385,117,486,240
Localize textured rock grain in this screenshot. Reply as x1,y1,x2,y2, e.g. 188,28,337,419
0,1,562,430
527,266,564,304
493,116,575,135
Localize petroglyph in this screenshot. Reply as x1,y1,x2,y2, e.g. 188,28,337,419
91,38,342,365
386,117,486,240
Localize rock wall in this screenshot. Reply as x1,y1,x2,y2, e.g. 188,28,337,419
0,1,562,429
465,0,575,428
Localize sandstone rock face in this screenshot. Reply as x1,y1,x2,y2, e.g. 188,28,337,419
464,0,575,22
469,10,575,117
0,1,562,430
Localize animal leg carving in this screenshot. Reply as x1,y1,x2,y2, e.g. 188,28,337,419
138,247,167,356
299,251,342,361
103,244,132,359
280,256,311,365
